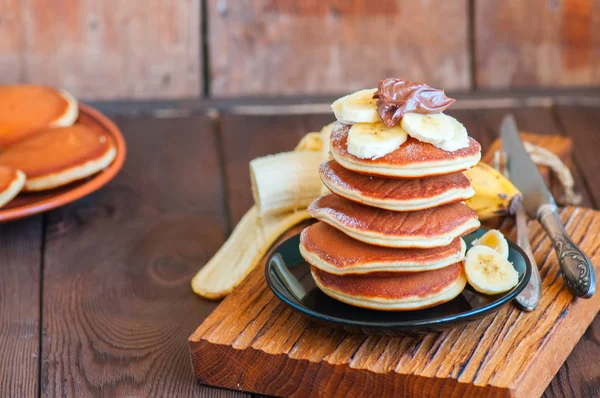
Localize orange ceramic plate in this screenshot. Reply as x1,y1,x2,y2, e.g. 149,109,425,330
0,102,126,222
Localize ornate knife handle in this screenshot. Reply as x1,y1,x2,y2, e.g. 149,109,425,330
538,204,596,298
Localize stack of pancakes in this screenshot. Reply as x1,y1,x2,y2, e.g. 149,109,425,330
300,122,482,311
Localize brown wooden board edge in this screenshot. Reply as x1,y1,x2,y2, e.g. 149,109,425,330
188,338,509,398
510,272,600,398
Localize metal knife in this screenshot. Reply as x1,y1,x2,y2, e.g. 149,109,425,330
494,150,541,311
500,115,596,298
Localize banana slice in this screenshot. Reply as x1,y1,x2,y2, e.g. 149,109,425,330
474,229,509,259
347,122,408,159
436,115,470,152
400,112,454,145
332,89,379,124
464,245,519,295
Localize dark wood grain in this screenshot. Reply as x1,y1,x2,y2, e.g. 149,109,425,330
0,217,42,397
219,113,333,226
39,115,247,397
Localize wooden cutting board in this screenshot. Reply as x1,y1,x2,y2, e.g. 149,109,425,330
189,134,600,398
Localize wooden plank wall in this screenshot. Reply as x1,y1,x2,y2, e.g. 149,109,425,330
475,0,600,88
1,0,599,99
207,0,470,96
0,0,201,99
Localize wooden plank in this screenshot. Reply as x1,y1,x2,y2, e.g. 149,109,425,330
208,0,470,97
40,115,245,397
0,217,42,397
19,0,201,99
190,205,600,398
475,0,600,89
219,113,334,226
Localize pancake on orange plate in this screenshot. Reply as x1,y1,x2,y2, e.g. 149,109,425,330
0,85,78,146
300,222,466,274
310,262,467,311
0,165,25,207
308,194,480,249
320,160,474,211
0,124,116,191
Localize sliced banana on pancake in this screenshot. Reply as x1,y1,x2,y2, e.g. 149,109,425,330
436,115,470,152
473,229,509,259
464,245,519,295
347,122,408,159
332,89,379,124
401,112,454,145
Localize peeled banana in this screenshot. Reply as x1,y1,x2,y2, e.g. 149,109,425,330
251,151,323,216
464,162,521,221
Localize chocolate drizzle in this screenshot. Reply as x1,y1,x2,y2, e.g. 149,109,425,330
374,78,455,127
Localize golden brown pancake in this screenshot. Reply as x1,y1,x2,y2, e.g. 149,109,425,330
308,194,480,248
0,165,25,208
330,122,481,178
310,263,467,311
0,85,78,146
300,222,466,274
320,160,474,211
0,124,116,191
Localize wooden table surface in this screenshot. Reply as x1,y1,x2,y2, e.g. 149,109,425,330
2,97,600,397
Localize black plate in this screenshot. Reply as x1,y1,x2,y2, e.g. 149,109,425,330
265,227,532,335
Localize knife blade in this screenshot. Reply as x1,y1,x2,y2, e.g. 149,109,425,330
495,150,541,311
500,116,555,219
500,115,595,298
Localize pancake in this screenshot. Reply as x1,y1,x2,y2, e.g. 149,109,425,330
320,160,474,211
308,194,480,248
0,165,25,208
0,124,116,191
310,262,467,311
330,122,481,178
0,85,78,146
300,222,466,274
